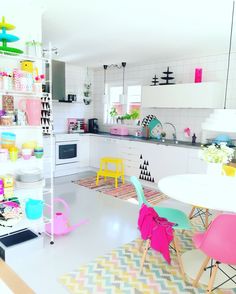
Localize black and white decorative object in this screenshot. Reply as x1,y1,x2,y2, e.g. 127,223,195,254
139,154,155,183
141,114,157,127
41,94,53,135
159,66,175,85
150,74,159,86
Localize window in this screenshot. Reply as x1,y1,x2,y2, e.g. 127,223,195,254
105,84,141,124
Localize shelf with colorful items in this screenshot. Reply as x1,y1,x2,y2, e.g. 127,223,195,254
0,174,45,236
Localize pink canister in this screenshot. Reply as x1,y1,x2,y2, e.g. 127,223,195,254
0,148,8,161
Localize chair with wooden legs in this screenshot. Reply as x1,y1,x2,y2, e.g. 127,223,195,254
130,176,192,279
189,165,236,229
192,214,236,293
96,157,125,188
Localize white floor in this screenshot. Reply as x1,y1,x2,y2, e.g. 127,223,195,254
9,172,192,294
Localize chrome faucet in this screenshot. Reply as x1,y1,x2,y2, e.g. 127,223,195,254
163,122,178,143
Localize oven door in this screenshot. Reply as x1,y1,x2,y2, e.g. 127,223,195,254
56,141,79,165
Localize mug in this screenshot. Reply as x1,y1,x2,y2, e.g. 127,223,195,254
18,99,41,126
22,148,32,160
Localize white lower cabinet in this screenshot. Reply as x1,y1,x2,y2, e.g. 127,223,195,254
43,136,55,178
78,135,90,167
89,135,205,182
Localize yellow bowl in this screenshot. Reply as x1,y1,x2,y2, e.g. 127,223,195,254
22,141,37,150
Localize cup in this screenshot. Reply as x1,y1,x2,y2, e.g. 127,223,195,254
34,148,44,159
9,146,18,161
22,148,32,160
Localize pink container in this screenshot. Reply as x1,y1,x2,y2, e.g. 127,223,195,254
18,99,41,126
110,126,129,136
194,68,202,83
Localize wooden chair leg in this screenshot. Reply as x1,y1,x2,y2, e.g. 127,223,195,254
205,209,209,229
138,239,144,253
140,239,150,273
189,206,196,219
115,177,118,188
173,234,185,280
122,175,125,184
207,262,218,293
193,256,211,287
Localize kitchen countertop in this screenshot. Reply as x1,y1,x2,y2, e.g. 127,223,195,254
80,132,202,149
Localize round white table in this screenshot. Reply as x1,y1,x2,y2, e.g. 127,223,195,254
158,174,236,213
158,174,236,289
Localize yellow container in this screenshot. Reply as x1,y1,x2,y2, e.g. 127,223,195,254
3,175,14,188
22,141,37,150
9,146,18,161
4,187,14,199
20,60,38,76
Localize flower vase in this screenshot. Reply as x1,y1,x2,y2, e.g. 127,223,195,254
206,163,223,175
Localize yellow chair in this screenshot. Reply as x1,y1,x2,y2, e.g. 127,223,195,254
96,157,125,188
189,165,236,228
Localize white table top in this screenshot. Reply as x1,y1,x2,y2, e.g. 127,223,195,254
158,174,236,213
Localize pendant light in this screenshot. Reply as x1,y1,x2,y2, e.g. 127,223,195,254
119,62,127,104
202,1,236,132
103,64,108,103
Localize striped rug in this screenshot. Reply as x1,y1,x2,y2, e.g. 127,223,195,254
73,176,166,206
60,219,236,294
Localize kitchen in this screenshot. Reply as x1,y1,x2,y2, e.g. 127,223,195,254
0,0,236,293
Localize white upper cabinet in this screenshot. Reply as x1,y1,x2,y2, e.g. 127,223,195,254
141,82,224,108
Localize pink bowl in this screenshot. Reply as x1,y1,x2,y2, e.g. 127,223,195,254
22,154,31,160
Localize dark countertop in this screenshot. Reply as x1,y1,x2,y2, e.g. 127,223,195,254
84,132,202,149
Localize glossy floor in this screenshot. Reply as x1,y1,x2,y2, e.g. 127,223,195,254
10,172,191,294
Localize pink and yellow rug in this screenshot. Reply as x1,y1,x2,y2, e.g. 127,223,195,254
73,176,166,206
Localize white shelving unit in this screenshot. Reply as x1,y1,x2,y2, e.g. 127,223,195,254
0,53,54,245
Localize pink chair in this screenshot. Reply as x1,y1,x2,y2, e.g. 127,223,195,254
192,214,236,293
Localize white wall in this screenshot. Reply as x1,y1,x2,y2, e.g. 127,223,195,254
53,65,94,133
93,52,236,142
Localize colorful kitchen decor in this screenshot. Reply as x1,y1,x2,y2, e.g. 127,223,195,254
141,115,162,138
150,74,159,86
0,16,23,55
25,199,44,220
159,66,175,85
2,95,14,111
45,198,87,236
1,132,16,149
18,98,41,126
194,68,202,83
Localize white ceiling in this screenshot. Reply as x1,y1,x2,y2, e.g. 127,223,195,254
41,0,235,67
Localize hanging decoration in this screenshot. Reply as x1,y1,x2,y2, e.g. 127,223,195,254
83,67,92,105
0,16,23,55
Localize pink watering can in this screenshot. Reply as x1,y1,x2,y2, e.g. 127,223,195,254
45,198,87,236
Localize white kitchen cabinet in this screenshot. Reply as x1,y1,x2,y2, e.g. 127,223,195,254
142,82,224,108
89,136,120,168
187,149,207,174
78,135,90,167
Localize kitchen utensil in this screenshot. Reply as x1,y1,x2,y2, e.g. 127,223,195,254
22,140,37,150
88,118,99,133
18,99,41,126
1,132,16,149
21,148,32,160
25,199,44,220
45,198,87,236
20,60,38,76
17,168,42,183
9,146,18,161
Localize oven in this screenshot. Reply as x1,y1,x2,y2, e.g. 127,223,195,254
55,137,80,165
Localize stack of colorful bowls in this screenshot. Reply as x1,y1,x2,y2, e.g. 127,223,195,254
34,146,43,159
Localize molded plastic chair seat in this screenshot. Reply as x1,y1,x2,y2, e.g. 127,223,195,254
130,176,191,231
193,214,236,292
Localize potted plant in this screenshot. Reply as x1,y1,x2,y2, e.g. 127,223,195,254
200,143,234,175
109,107,118,124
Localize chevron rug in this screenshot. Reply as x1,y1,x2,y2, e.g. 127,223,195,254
74,176,166,206
60,224,236,294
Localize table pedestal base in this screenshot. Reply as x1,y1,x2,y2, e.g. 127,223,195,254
182,250,236,289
